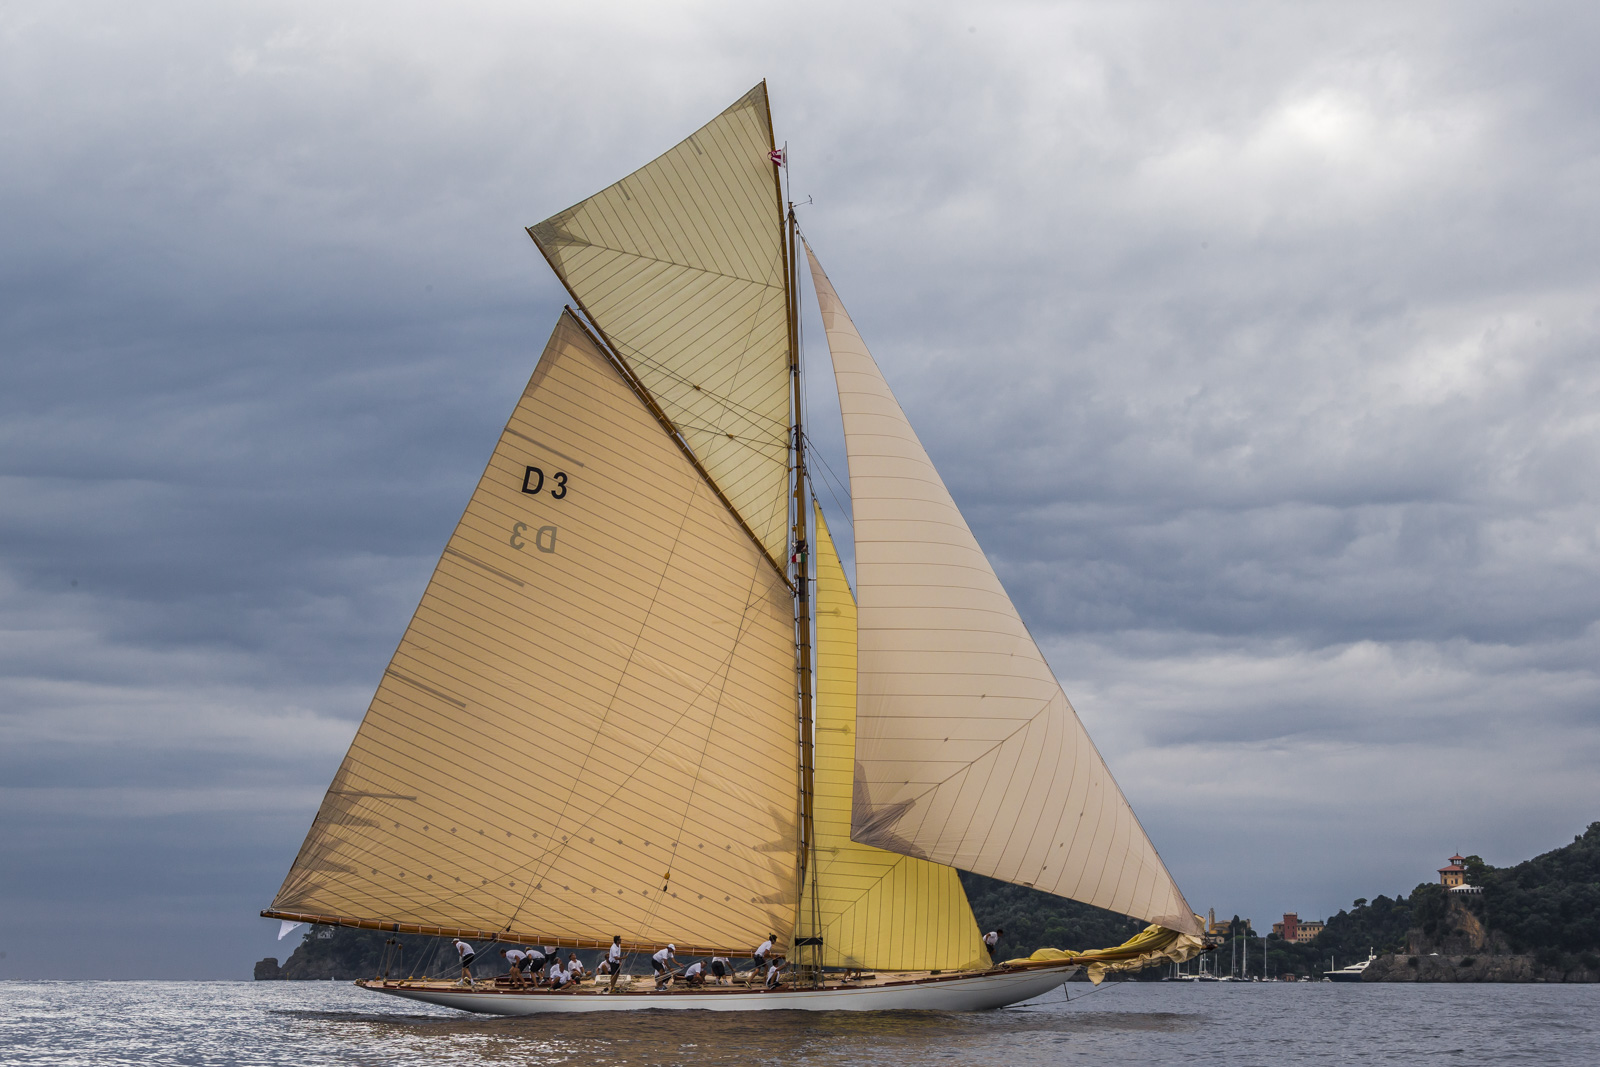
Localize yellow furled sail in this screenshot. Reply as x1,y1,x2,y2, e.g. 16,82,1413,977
1005,924,1207,985
801,506,989,972
528,83,792,571
805,244,1202,938
268,311,798,955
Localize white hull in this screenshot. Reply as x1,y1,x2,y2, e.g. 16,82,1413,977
358,965,1079,1014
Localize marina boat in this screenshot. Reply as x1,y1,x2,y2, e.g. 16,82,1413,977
1325,952,1377,983
262,82,1205,1014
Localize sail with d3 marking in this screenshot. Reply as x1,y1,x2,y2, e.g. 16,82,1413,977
266,311,799,956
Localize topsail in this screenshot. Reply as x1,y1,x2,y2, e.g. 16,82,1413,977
528,84,792,571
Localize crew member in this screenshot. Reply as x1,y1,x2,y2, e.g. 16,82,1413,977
765,954,786,989
607,935,624,990
547,960,570,989
983,929,1005,964
500,947,527,988
651,944,678,988
710,955,731,985
524,945,550,985
753,934,776,974
566,952,586,982
681,960,706,987
454,939,476,984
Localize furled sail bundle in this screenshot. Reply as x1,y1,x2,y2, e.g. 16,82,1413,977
268,312,799,954
802,505,989,972
528,84,792,571
805,246,1201,937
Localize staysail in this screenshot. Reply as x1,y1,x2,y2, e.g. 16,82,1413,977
268,311,799,954
805,247,1201,936
528,83,792,571
801,505,989,972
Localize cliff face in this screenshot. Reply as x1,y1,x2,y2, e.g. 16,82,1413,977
1364,953,1599,983
1364,894,1600,982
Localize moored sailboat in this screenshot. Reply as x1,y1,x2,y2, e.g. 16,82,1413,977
263,82,1205,1013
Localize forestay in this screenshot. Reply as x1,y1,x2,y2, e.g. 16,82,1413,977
270,312,799,953
528,83,792,570
802,506,989,972
805,247,1200,936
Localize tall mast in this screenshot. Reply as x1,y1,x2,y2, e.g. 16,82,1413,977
785,195,820,983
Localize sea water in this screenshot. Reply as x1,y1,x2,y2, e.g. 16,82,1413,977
2,979,1597,1066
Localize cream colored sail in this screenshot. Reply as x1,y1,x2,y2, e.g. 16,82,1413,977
269,311,799,954
801,505,989,972
528,83,792,570
805,247,1201,937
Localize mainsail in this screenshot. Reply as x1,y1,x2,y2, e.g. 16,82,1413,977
528,83,792,572
802,505,989,972
805,246,1201,937
268,311,799,954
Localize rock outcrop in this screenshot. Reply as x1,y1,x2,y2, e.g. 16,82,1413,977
253,957,283,980
1364,953,1599,983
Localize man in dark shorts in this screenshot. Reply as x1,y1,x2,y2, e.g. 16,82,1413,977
524,945,548,985
752,933,776,977
500,947,527,988
454,939,476,985
651,944,678,989
710,956,731,985
983,929,1005,964
606,935,623,990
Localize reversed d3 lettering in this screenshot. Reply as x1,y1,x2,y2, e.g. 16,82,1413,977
536,525,557,553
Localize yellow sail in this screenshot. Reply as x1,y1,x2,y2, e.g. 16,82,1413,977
268,311,799,955
802,506,989,972
805,245,1201,937
528,83,792,570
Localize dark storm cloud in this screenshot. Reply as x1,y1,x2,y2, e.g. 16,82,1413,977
3,1,1598,975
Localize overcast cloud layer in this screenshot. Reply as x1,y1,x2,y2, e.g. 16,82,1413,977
3,0,1599,978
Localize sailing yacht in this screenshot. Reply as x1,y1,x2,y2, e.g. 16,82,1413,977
262,82,1205,1013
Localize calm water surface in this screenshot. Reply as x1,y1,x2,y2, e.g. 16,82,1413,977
2,980,1597,1066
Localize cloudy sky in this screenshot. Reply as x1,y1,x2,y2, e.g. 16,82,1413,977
4,0,1598,979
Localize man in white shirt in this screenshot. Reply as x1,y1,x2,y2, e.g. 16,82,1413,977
753,934,776,976
547,961,570,989
500,947,527,988
710,955,731,985
651,944,678,988
764,955,785,989
453,939,476,985
983,929,1004,964
524,946,548,984
681,960,706,987
566,952,586,982
607,935,624,990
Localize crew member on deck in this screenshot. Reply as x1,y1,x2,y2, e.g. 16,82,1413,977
681,960,706,987
652,944,678,988
454,939,476,984
566,952,586,982
765,954,786,989
524,945,548,984
607,935,624,990
500,947,527,988
983,929,1005,964
753,934,776,975
548,960,570,989
710,955,731,985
